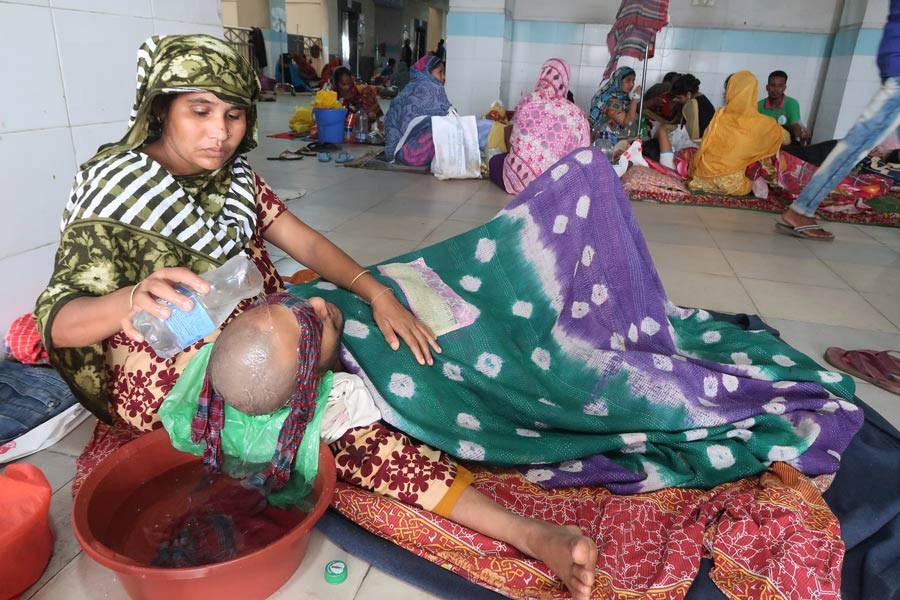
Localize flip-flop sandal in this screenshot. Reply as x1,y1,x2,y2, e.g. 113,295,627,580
267,150,304,161
775,221,834,241
295,148,318,157
335,152,354,164
317,152,332,162
824,347,900,395
306,141,339,153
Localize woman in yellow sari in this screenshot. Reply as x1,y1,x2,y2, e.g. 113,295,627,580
688,71,787,195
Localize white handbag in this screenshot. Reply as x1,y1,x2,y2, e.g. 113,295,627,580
430,109,482,180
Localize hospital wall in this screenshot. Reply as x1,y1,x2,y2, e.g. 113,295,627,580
0,0,223,337
446,0,888,144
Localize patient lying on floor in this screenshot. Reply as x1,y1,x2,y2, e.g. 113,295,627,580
186,292,598,599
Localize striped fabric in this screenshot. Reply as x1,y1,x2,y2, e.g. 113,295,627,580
604,0,669,79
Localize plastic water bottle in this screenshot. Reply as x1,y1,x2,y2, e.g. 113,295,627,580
132,254,264,359
354,109,369,143
593,130,614,162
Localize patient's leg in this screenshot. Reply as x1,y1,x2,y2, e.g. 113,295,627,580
330,422,597,598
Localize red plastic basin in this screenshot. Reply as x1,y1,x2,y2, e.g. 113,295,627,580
72,428,336,600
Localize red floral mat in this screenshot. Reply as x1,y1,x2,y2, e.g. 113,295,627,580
330,463,843,599
627,187,900,228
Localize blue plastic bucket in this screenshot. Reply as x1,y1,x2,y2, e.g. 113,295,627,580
313,108,348,144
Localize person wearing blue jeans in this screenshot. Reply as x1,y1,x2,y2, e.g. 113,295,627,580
779,0,900,241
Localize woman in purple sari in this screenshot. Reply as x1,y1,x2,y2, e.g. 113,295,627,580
384,55,450,166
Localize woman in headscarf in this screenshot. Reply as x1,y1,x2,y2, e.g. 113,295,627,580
497,59,590,194
689,71,786,195
384,55,450,166
589,66,642,133
33,35,437,490
319,56,341,89
330,66,383,122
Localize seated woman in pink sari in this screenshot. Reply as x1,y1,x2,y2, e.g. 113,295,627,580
492,59,590,194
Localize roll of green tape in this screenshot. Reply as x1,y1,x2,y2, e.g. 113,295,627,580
325,560,348,584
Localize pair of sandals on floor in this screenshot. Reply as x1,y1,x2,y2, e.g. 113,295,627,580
269,142,352,163
826,348,900,395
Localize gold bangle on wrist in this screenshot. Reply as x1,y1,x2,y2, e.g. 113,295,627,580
348,269,371,291
368,287,393,306
128,283,140,310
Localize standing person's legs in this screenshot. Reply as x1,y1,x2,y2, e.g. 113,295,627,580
782,77,900,238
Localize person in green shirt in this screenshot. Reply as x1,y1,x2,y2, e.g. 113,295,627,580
758,70,810,143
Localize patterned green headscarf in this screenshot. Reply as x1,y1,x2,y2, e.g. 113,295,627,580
88,34,260,168
35,35,264,421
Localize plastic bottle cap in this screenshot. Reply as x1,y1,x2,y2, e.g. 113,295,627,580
325,560,348,584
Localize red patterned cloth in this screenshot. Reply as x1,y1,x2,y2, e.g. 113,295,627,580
604,0,669,78
3,313,49,365
331,462,843,599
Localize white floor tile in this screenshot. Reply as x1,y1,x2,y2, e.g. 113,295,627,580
824,261,900,296
639,222,717,248
648,243,734,276
722,250,848,288
46,417,95,457
331,213,446,243
29,552,128,600
355,566,442,600
25,481,83,599
742,279,898,333
630,201,702,226
709,229,817,257
695,206,779,234
801,238,900,267
419,220,481,248
270,530,369,599
449,202,501,224
14,450,75,493
863,292,900,330
658,270,757,314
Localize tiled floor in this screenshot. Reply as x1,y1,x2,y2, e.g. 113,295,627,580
18,97,900,599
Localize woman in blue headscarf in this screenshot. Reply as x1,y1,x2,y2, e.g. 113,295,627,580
589,66,641,133
384,55,450,166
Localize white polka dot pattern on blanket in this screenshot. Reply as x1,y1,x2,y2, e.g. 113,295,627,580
559,460,583,473
475,353,503,378
531,347,551,370
571,301,590,319
475,238,496,262
581,245,595,266
576,195,590,218
641,317,660,336
344,319,370,338
702,331,721,343
772,354,795,367
456,413,481,430
722,374,739,393
512,301,533,318
443,363,463,382
458,440,486,461
685,428,708,441
460,275,481,292
575,150,593,164
768,445,800,462
553,215,568,234
389,373,415,398
707,445,736,469
610,332,625,350
551,164,569,180
628,323,638,343
516,428,541,437
819,371,842,383
538,397,559,407
731,352,752,365
591,284,608,306
703,375,719,397
314,281,337,290
583,398,609,416
773,381,796,389
525,468,554,482
653,355,673,371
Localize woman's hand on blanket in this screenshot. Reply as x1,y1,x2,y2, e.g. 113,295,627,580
371,291,441,366
121,267,210,342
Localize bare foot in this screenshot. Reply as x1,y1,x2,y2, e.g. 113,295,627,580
523,521,597,600
780,208,834,240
